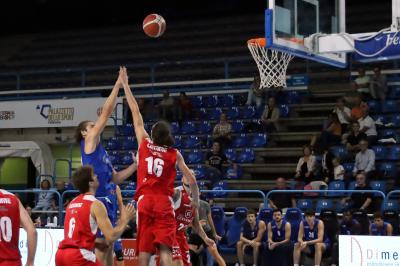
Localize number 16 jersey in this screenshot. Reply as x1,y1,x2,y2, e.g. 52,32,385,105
135,138,177,200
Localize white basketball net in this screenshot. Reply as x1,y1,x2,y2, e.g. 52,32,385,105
248,39,294,88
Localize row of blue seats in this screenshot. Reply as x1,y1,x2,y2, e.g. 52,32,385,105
368,100,400,114
330,145,400,161
339,161,397,178
184,148,256,164
372,114,400,127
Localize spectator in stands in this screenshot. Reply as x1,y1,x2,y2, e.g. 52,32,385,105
126,98,152,123
295,145,317,184
370,66,387,103
340,210,361,235
293,210,329,266
261,97,281,132
213,113,232,149
177,92,193,122
352,67,371,99
236,209,262,266
343,173,373,212
33,179,54,213
262,209,292,266
370,212,393,236
26,204,41,227
268,177,296,211
343,121,367,153
205,142,229,187
332,157,345,181
358,110,378,145
158,90,176,121
350,94,369,121
246,75,263,108
321,148,335,183
333,98,351,133
352,140,376,179
310,113,342,152
51,180,71,210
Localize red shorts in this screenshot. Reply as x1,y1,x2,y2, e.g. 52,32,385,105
0,260,21,266
172,233,191,266
55,248,103,266
136,194,176,254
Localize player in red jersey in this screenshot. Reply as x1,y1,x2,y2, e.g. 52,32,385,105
0,189,37,266
172,172,215,266
55,166,135,266
121,66,200,266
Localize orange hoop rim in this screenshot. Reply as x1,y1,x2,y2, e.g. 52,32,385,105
247,38,266,47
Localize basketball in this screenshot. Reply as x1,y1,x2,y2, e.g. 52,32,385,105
143,14,166,38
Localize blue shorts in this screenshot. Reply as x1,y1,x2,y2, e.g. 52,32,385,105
96,183,118,238
308,239,331,254
114,239,122,252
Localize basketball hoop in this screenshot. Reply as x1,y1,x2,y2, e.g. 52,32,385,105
247,38,294,88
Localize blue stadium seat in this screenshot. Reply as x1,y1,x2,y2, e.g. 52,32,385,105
331,146,348,159
170,122,180,135
209,107,223,120
372,146,388,160
380,129,398,139
185,150,203,164
218,94,235,107
121,182,136,197
121,153,133,165
367,100,381,113
204,95,218,107
241,106,256,119
286,91,301,104
297,199,312,211
390,114,400,127
382,100,398,113
106,137,120,150
121,137,136,150
328,180,345,197
336,200,352,213
388,145,400,160
348,180,357,191
180,121,196,134
198,108,209,120
231,120,245,133
258,207,273,225
192,165,206,180
284,208,303,243
211,206,226,236
343,163,355,174
390,86,400,99
108,152,120,165
369,181,386,196
249,133,268,147
232,134,249,148
197,121,212,134
191,96,203,108
176,170,183,180
212,181,228,197
379,162,397,178
182,136,201,149
227,107,240,119
224,165,243,179
383,200,400,211
237,148,255,163
174,135,182,149
116,124,134,136
279,104,290,118
224,149,237,162
372,114,388,125
316,199,334,213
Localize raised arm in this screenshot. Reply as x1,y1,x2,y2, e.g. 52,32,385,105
192,210,215,246
176,151,199,208
112,153,137,184
120,67,149,145
91,200,135,244
19,200,37,266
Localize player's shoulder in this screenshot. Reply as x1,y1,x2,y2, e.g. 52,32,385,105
0,189,14,196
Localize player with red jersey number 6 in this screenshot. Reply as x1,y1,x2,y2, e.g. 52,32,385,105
120,66,200,266
0,189,37,266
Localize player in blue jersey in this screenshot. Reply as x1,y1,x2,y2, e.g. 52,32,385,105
370,212,393,236
263,209,292,266
75,67,137,266
293,210,330,266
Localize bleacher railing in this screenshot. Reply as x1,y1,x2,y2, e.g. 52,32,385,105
386,190,400,201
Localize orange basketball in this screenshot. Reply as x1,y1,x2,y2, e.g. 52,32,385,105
143,14,166,38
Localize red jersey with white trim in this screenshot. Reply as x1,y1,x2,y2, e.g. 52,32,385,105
174,186,195,236
58,194,98,251
135,138,177,200
0,189,21,261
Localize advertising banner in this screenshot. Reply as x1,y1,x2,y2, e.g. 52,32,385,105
0,97,123,128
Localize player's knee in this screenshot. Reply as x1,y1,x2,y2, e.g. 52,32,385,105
236,241,243,247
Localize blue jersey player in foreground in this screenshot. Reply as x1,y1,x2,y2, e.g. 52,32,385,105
75,67,137,266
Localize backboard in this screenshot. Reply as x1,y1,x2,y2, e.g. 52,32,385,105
266,0,347,68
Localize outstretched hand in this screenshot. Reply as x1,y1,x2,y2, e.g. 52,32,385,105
120,66,129,87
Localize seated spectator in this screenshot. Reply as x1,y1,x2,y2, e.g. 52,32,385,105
358,110,378,145
262,209,293,266
52,180,71,210
340,210,361,235
26,204,41,227
295,145,317,184
332,157,345,181
310,113,342,152
212,113,232,149
352,67,371,99
293,210,330,266
246,75,263,108
321,148,334,183
370,66,387,103
350,94,369,121
158,90,176,121
343,122,367,153
268,177,296,211
261,97,281,132
205,142,232,187
177,92,193,122
370,212,393,236
33,179,54,213
343,173,373,212
333,98,351,133
236,209,262,266
352,140,376,179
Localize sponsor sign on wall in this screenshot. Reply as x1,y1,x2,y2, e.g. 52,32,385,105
0,97,123,128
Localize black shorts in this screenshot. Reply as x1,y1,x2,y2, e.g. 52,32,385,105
188,230,215,248
115,249,124,261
